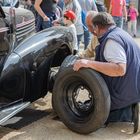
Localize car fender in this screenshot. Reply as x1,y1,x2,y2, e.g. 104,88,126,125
13,26,73,101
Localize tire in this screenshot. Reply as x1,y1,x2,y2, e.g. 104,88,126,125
52,66,110,134
59,55,79,71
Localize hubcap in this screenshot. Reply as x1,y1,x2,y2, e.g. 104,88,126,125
66,81,94,118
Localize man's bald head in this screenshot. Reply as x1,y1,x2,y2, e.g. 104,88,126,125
86,11,98,33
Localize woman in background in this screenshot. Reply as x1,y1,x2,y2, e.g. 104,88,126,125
127,2,139,37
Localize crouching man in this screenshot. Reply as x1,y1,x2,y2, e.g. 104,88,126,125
73,12,140,131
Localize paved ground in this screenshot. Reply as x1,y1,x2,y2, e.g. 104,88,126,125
0,91,140,140
0,35,140,140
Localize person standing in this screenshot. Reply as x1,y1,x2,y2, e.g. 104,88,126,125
109,0,127,28
77,11,98,58
25,0,38,24
34,0,58,32
63,0,83,50
63,10,78,53
57,0,64,10
53,10,78,53
73,12,140,125
127,2,139,37
78,0,98,49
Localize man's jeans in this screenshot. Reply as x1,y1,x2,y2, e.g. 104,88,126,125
36,12,56,32
106,105,133,123
113,16,123,29
77,34,83,50
84,29,91,50
81,10,91,49
42,20,52,29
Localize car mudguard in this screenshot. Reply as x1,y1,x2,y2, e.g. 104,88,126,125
13,26,73,101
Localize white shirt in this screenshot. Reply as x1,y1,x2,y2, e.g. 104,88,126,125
104,39,126,63
64,0,84,35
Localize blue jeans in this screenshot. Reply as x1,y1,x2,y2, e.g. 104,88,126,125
36,12,56,32
106,105,133,123
57,0,64,10
113,16,123,29
77,34,83,50
81,10,91,49
42,20,52,29
84,30,91,50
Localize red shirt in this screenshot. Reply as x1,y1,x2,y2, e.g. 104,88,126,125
110,0,126,17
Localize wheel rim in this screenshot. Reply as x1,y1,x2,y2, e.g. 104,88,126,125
65,80,95,119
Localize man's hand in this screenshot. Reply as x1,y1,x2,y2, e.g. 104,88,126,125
73,59,89,71
43,16,50,21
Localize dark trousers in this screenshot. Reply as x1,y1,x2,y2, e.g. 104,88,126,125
106,105,133,123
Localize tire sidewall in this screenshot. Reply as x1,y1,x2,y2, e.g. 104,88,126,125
53,67,110,134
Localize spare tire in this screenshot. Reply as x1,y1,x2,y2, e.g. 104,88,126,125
52,61,110,134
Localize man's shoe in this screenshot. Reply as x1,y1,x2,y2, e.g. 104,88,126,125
133,103,140,133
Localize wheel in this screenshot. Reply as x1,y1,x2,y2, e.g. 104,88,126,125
59,55,79,71
52,66,110,134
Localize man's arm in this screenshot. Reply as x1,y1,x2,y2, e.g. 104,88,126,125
78,36,98,58
73,59,126,77
34,0,49,21
74,39,127,77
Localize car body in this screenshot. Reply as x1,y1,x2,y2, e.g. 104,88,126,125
0,2,111,135
0,5,73,125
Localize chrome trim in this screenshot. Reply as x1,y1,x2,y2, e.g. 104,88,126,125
0,27,9,33
16,19,35,28
0,102,30,125
16,25,35,36
16,27,35,42
16,22,35,32
15,19,35,43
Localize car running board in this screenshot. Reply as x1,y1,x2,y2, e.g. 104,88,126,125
0,102,30,125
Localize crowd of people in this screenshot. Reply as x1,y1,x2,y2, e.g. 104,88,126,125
24,0,140,131
24,0,99,52
24,0,139,48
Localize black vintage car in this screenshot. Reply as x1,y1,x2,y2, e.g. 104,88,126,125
0,4,112,134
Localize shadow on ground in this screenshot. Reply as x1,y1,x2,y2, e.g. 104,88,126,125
0,107,51,130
